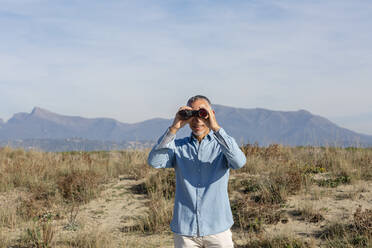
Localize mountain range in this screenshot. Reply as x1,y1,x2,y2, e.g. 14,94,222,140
1,105,371,151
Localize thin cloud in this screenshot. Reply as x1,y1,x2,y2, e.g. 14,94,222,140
0,0,371,133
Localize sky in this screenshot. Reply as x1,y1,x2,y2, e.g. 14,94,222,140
1,0,372,134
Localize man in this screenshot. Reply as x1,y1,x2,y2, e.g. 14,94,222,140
147,95,246,248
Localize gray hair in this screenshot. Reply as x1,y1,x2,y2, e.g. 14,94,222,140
187,95,211,107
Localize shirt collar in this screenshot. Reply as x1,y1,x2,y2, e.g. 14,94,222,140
190,130,214,143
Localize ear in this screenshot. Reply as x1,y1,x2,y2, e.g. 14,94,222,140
213,110,215,114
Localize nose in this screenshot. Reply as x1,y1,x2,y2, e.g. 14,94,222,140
192,117,204,123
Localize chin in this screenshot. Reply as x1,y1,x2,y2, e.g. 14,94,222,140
192,129,207,136
192,132,202,136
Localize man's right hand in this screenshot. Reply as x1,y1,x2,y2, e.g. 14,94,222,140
169,106,192,134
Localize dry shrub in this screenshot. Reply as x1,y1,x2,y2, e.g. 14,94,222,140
353,206,372,236
303,165,326,174
231,162,304,233
251,165,304,205
57,170,102,203
135,196,173,233
356,153,372,180
262,144,287,160
291,204,324,223
272,166,303,193
125,163,151,180
238,178,261,194
237,235,310,248
20,221,55,248
276,168,304,194
251,179,286,205
241,143,288,161
241,142,261,157
145,169,176,199
318,206,372,247
232,198,284,233
17,197,46,221
318,223,369,247
16,182,62,222
129,169,176,199
29,181,57,201
316,172,351,188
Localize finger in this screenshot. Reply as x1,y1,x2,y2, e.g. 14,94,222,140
208,109,215,119
179,117,192,128
178,106,192,111
202,104,212,111
184,117,193,124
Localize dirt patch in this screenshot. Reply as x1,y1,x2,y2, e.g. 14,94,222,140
55,177,173,247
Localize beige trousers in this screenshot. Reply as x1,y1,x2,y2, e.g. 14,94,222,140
174,229,234,248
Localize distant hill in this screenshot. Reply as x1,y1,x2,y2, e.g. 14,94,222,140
0,105,371,151
0,138,151,152
212,105,372,146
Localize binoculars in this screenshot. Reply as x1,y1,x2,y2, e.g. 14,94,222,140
178,108,209,120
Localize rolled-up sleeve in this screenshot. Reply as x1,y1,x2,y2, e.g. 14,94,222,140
147,128,176,169
213,128,246,169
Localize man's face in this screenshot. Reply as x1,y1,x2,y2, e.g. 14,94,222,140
188,99,210,136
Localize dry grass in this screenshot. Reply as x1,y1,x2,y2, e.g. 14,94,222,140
20,221,56,248
236,235,312,248
59,229,115,248
135,196,174,233
0,201,19,229
317,206,372,247
0,232,10,248
128,170,175,233
291,202,325,223
0,145,371,247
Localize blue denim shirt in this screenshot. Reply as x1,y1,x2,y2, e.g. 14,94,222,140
147,127,246,236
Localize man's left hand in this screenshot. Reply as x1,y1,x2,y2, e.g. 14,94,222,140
202,107,221,132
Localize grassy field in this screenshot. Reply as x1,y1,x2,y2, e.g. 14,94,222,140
0,145,371,247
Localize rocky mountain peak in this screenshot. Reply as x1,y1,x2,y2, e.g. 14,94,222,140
30,107,57,119
296,109,312,116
